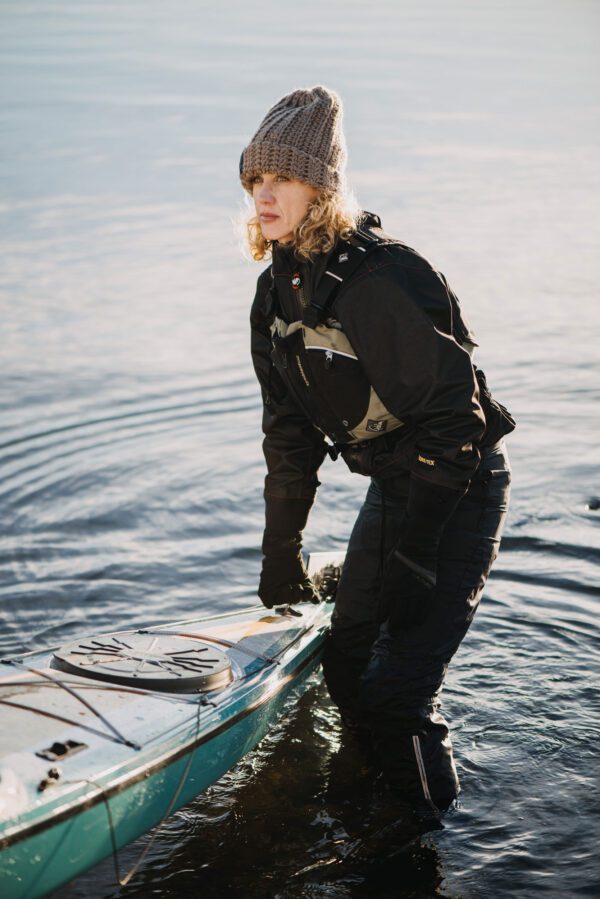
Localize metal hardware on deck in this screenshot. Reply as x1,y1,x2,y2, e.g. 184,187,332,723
36,739,87,762
37,767,62,793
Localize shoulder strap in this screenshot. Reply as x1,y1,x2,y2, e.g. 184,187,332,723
302,227,381,328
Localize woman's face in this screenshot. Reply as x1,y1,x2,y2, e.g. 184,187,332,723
252,173,319,244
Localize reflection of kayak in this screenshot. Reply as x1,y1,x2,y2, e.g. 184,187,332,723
0,553,342,899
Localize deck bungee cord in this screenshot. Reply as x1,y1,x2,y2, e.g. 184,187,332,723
136,627,281,665
0,672,211,703
0,661,141,749
57,694,204,889
0,617,315,752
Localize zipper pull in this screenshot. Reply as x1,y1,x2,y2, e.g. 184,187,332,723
325,350,333,369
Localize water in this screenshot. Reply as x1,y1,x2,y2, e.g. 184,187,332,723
1,0,599,895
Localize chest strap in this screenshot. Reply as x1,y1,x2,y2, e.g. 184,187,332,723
302,227,382,329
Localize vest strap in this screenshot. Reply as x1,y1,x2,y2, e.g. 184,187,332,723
302,228,382,329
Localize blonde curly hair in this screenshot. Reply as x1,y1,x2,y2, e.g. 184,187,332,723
244,186,360,262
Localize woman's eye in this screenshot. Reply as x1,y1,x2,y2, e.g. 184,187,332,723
276,175,289,182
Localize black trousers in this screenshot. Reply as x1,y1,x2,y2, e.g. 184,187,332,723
322,441,511,812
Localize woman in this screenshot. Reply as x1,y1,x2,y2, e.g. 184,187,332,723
240,86,514,816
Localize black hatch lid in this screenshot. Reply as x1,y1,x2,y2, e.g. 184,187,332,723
51,632,233,693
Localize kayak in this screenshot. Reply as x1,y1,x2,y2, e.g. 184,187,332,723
0,552,342,899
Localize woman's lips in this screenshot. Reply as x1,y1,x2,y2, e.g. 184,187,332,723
260,213,278,221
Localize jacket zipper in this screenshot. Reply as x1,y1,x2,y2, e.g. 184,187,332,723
304,346,358,369
298,282,307,310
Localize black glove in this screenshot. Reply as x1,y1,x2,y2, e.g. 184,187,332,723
381,475,465,636
258,532,320,609
258,495,320,609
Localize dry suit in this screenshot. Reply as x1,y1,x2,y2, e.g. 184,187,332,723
250,212,514,812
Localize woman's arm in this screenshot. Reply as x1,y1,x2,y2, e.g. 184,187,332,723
250,270,327,606
337,262,485,492
250,269,327,515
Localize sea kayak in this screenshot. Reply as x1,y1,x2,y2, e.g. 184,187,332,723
0,552,342,899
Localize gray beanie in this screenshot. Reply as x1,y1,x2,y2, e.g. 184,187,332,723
240,85,347,193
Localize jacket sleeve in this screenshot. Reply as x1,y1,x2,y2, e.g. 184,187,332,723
250,269,327,534
336,262,485,491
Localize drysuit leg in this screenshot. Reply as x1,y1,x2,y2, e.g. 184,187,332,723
324,443,511,810
322,476,395,728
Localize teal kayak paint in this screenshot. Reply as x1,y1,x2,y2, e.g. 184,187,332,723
0,553,341,899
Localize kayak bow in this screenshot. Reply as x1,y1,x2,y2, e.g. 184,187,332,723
0,552,342,899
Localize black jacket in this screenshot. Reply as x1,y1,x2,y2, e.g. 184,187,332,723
250,213,510,530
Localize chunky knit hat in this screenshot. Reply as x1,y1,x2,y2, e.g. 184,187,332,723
240,85,347,193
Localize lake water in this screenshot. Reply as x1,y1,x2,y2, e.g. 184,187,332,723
1,1,599,896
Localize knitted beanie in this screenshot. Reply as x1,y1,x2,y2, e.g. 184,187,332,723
240,85,347,193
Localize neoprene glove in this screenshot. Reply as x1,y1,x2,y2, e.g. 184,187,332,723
258,532,320,609
258,496,320,609
382,475,465,635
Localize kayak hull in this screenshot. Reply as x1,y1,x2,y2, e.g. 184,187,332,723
0,552,342,899
2,645,319,899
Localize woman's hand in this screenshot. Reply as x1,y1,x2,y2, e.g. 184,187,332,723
258,533,321,609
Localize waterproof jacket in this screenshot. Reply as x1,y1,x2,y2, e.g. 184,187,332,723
250,212,511,518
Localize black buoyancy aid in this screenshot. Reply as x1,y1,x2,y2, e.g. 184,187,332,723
267,217,513,453
268,223,409,447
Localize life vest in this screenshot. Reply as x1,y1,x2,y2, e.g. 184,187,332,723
270,314,406,443
267,225,413,448
267,222,500,455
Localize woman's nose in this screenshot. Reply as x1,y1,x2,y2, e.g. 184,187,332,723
256,182,275,202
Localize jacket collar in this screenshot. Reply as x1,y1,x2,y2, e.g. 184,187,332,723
271,239,333,291
271,209,382,280
273,209,381,275
358,210,382,230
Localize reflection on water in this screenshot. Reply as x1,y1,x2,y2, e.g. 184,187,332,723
2,0,599,896
53,681,452,899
